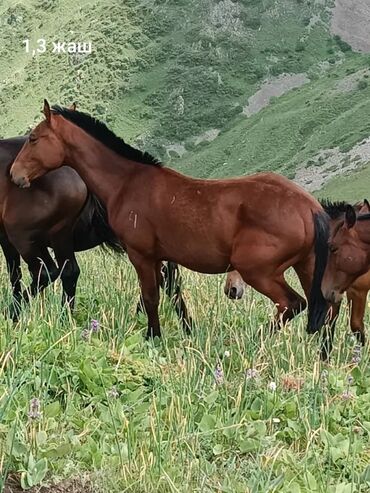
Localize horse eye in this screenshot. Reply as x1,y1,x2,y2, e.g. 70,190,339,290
29,135,38,143
329,245,338,254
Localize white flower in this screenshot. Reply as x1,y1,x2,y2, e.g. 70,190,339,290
224,350,230,358
272,417,280,424
268,381,277,392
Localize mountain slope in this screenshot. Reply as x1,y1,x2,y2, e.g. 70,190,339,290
0,0,369,199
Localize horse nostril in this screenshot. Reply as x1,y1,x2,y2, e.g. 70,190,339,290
12,175,29,188
229,287,237,299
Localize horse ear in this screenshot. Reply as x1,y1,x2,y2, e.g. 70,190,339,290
359,199,370,214
42,99,51,124
344,205,357,229
69,102,77,111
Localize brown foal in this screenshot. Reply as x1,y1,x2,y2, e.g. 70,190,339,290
322,205,370,324
10,101,330,341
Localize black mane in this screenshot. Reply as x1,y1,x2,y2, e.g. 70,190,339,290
51,105,162,167
319,199,351,220
358,213,370,221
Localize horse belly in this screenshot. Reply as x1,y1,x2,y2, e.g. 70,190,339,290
158,241,231,274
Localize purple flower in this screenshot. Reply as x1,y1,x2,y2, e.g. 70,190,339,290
90,319,100,332
28,398,41,420
214,363,224,385
347,375,354,386
341,390,354,401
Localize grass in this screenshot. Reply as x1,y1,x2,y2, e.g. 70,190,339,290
318,163,370,202
1,251,370,492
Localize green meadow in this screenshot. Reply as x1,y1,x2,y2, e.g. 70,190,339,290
1,253,370,492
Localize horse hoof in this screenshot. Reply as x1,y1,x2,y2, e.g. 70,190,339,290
9,305,21,323
145,330,161,340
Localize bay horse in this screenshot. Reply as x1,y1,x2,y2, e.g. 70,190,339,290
10,101,330,343
1,136,191,329
225,200,370,350
322,204,370,324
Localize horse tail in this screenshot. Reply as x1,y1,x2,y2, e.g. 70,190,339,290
161,261,180,297
73,194,125,255
306,210,330,334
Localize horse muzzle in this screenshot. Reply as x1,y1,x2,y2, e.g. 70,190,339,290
225,286,244,300
10,173,31,189
322,288,343,305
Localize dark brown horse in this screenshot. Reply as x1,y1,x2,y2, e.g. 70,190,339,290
10,101,330,343
1,136,191,329
322,204,370,316
225,200,370,350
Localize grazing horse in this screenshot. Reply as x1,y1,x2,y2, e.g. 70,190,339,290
322,204,370,330
10,101,330,344
0,136,191,329
225,200,370,350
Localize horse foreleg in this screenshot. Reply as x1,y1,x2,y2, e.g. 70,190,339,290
347,287,367,346
0,237,22,321
129,251,161,339
294,257,333,360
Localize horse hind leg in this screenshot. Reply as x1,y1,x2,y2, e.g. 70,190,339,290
347,287,367,346
237,270,306,329
23,249,59,301
51,235,81,311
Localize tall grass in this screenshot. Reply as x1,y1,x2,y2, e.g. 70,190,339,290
0,249,369,492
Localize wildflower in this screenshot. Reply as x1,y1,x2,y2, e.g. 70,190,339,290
352,354,361,364
224,350,230,358
354,344,361,354
245,368,259,380
81,328,90,340
347,375,354,386
108,386,119,399
267,381,277,392
214,363,224,385
341,390,354,401
282,375,304,391
90,319,100,333
321,369,328,380
272,417,280,424
28,398,41,420
352,345,362,364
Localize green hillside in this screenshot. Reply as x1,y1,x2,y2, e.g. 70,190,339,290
1,0,369,198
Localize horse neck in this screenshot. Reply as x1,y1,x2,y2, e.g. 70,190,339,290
60,124,140,206
357,221,370,253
